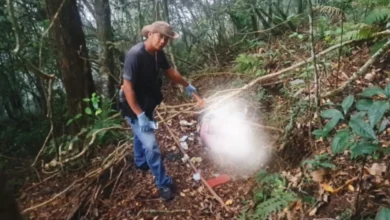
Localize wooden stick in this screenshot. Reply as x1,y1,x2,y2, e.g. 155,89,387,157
323,39,390,98
156,111,229,211
137,209,189,216
244,121,284,133
199,36,382,112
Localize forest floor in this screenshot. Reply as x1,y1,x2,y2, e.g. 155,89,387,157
13,37,390,219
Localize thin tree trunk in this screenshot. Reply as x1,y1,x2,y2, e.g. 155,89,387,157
308,0,320,108
93,0,118,104
253,7,271,29
273,3,296,31
137,0,143,41
45,0,95,133
163,0,169,23
298,0,304,14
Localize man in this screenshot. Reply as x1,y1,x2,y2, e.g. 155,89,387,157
118,21,198,200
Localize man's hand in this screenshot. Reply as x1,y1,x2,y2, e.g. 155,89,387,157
137,112,155,132
185,84,197,97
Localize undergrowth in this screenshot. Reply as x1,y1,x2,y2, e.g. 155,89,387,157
242,171,298,219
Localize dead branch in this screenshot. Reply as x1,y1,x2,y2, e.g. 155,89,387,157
23,143,129,213
137,209,189,216
61,126,124,165
109,158,128,198
157,105,197,123
39,0,67,67
200,39,357,112
189,72,245,80
158,102,195,109
237,13,303,35
24,173,57,191
156,111,229,211
22,176,91,213
201,30,390,111
323,39,390,98
32,78,55,167
6,0,20,54
23,58,56,80
244,121,284,133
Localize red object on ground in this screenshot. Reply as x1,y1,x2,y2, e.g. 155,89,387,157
206,174,231,188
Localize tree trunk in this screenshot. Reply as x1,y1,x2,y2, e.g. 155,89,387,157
93,0,118,105
137,0,143,41
273,3,296,31
297,0,304,14
45,0,95,133
163,0,169,23
250,13,259,36
253,7,271,29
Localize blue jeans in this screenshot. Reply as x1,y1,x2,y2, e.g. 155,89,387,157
126,117,172,188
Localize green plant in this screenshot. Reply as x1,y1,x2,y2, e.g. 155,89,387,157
339,208,353,220
44,94,125,159
312,83,390,159
364,7,390,24
288,32,304,40
233,53,266,76
302,153,336,171
247,171,298,219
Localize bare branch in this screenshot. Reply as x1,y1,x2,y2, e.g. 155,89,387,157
6,0,21,54
323,39,390,98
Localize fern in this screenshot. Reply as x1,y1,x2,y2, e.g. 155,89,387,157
312,6,345,19
342,23,381,41
365,7,390,24
233,53,266,75
249,171,298,219
252,191,297,219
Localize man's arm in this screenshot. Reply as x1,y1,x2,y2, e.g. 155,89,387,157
121,79,142,116
165,67,189,87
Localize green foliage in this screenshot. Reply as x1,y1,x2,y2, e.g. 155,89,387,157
244,171,298,219
288,32,304,40
44,94,125,158
233,53,266,76
302,153,336,170
312,83,390,159
339,209,353,220
253,192,297,219
364,7,390,24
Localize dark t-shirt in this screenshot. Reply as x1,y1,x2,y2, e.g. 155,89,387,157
119,42,171,119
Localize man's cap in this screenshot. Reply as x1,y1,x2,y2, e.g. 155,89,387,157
141,21,180,39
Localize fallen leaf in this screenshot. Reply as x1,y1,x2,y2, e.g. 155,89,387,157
368,163,387,176
225,199,233,206
321,184,335,193
348,185,355,192
191,157,202,164
311,169,326,183
180,192,186,197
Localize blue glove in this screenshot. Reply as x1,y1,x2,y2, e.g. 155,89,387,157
137,112,153,132
185,84,197,97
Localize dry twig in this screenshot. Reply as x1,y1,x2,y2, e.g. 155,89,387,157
137,209,189,216
156,111,229,211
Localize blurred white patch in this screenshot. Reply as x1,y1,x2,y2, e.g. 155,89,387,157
199,99,271,175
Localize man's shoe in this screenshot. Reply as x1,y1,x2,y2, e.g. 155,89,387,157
159,186,174,201
135,163,149,171
169,181,178,194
